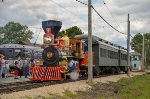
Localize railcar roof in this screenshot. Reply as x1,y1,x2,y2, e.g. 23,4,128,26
0,44,42,50
75,34,127,51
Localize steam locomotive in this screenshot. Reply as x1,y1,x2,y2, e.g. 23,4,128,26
29,20,129,81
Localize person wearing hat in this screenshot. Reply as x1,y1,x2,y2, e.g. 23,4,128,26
0,54,5,79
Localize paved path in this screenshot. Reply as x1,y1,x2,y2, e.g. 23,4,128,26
0,76,29,83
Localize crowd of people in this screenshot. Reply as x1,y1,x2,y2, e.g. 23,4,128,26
0,54,35,79
0,53,80,80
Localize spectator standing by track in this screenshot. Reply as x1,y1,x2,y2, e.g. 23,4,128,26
68,58,79,80
0,54,5,78
5,61,10,78
30,58,35,67
14,56,23,79
0,54,5,79
24,58,30,78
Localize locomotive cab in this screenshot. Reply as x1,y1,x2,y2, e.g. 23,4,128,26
69,38,84,58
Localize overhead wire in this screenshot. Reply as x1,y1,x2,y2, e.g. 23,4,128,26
92,6,127,35
76,0,87,5
75,0,127,36
50,0,86,22
103,1,121,30
102,0,128,39
75,0,134,39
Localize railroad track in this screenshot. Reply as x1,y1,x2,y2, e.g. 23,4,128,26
0,73,125,95
0,79,80,94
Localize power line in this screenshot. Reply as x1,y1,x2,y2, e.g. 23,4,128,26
76,0,87,6
102,1,128,39
103,1,121,30
75,0,127,36
92,6,127,35
50,0,85,22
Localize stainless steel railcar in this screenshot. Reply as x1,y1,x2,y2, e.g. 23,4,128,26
76,35,129,76
0,44,43,67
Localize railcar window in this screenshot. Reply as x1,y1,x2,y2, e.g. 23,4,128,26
121,54,127,60
100,48,107,57
110,51,112,58
113,52,115,59
125,55,127,60
121,53,123,59
115,52,118,59
14,49,21,59
8,49,14,59
108,50,110,58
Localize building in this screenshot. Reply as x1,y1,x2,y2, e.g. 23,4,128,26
130,52,142,70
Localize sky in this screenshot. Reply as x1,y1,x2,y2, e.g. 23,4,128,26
0,0,150,48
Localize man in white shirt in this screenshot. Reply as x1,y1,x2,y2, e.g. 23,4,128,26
68,58,79,80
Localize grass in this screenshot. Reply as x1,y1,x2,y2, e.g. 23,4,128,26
116,74,150,99
28,74,150,99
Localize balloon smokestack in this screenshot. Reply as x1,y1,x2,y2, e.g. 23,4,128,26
42,20,62,39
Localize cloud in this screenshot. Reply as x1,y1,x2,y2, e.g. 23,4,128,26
0,0,149,47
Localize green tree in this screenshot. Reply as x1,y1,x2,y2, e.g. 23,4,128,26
131,33,150,66
0,21,33,44
131,33,143,53
59,26,84,38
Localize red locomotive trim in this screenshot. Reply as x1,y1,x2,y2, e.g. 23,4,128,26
29,66,66,81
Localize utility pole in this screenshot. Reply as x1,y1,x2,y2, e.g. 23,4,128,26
88,0,93,83
141,34,145,71
127,14,130,67
145,50,146,67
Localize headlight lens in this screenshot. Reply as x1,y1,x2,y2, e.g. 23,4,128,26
44,36,52,43
47,52,53,59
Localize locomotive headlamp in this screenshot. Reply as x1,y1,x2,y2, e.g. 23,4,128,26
47,52,53,58
44,36,52,44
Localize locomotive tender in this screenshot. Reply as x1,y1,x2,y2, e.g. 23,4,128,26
29,20,129,81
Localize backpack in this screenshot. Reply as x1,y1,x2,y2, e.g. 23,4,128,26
15,61,18,65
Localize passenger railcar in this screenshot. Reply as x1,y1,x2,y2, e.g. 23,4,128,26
29,20,130,81
75,35,128,76
0,44,43,67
